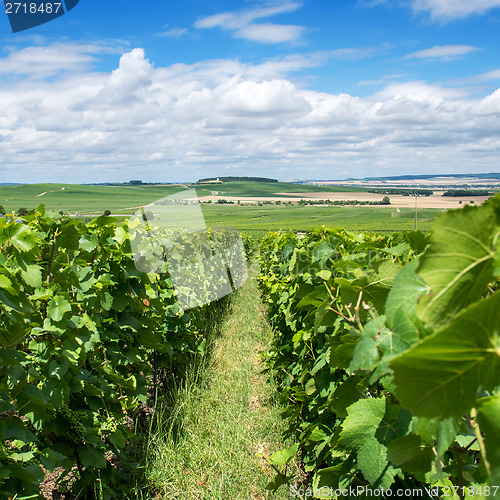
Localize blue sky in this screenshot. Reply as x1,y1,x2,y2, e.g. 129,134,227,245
1,0,500,182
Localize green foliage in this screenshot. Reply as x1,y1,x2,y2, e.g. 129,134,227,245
416,202,500,328
391,292,500,418
442,189,492,197
476,397,500,485
258,195,500,496
369,188,433,196
0,207,253,498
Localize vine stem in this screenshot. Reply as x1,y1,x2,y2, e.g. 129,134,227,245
328,306,352,322
324,282,353,322
46,229,59,284
432,446,445,470
354,289,364,331
468,409,491,477
67,252,76,299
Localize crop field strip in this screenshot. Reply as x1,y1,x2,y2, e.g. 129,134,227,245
0,183,187,213
202,205,442,234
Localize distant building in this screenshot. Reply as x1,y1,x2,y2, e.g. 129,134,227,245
130,180,143,185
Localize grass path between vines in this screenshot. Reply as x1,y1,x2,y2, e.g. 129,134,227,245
145,266,290,499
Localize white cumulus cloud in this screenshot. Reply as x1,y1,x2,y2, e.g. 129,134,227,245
1,45,500,183
0,42,120,78
361,0,500,21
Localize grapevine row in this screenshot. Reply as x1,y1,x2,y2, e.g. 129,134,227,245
258,195,500,498
0,206,250,498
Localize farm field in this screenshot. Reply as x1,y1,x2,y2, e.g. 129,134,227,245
0,182,462,234
201,204,443,235
0,183,186,214
194,180,365,197
198,189,492,209
0,182,364,214
311,173,500,188
1,182,492,211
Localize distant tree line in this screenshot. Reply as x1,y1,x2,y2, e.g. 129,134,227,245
205,198,392,206
442,189,493,197
197,176,278,183
368,189,432,196
297,197,391,206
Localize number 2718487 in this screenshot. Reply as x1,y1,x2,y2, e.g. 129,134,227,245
442,485,499,497
5,3,62,14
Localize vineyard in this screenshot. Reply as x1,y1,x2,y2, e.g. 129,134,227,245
0,195,499,498
258,194,500,498
0,207,250,498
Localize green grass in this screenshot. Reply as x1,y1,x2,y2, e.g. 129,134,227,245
194,181,365,198
202,204,443,236
144,271,292,499
0,184,186,214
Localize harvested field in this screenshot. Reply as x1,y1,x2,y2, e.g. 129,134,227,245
199,191,492,208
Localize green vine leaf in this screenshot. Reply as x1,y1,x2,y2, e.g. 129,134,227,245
0,273,15,294
416,196,500,329
386,434,434,481
358,436,401,488
338,397,385,448
8,224,40,253
21,265,43,288
47,295,72,322
391,291,500,418
385,258,430,341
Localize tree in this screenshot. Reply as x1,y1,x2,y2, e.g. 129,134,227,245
17,207,29,216
0,205,5,214
381,196,391,205
104,210,112,216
